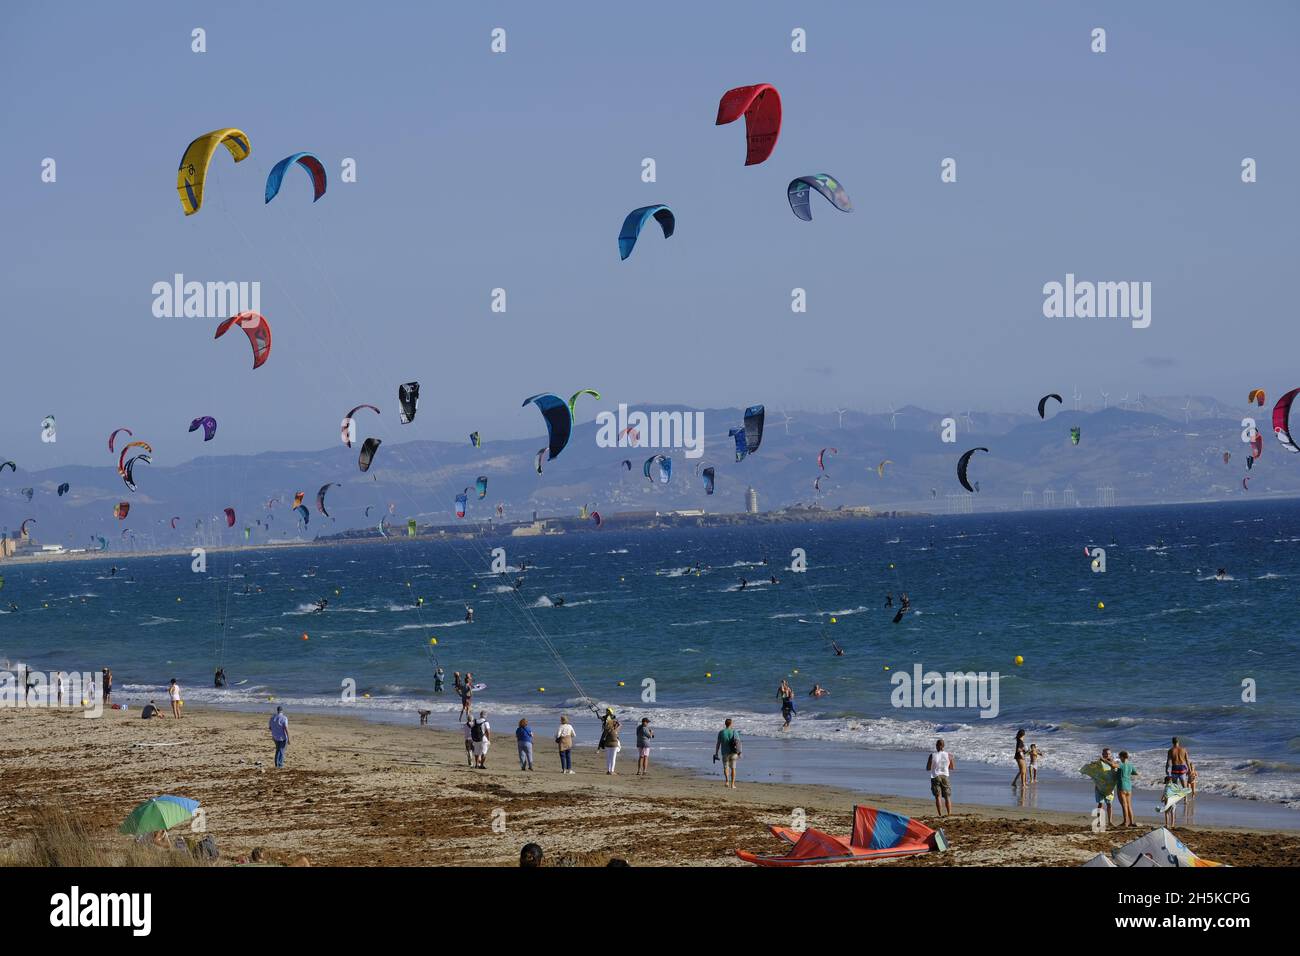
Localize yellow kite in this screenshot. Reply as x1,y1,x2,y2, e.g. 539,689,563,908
177,128,251,215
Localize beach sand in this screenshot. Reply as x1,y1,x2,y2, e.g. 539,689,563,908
2,706,1295,866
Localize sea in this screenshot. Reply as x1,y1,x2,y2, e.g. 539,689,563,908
4,500,1299,824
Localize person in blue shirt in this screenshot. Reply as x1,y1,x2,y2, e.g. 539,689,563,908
269,706,289,768
516,718,534,771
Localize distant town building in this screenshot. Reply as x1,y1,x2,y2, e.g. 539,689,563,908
1063,485,1077,507
1095,485,1116,508
745,487,758,514
1021,488,1035,509
1042,489,1056,509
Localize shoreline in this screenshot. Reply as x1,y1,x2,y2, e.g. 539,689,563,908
3,705,1297,866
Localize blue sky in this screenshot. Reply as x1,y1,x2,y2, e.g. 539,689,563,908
2,0,1297,465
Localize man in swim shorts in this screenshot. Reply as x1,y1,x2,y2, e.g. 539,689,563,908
1166,736,1192,788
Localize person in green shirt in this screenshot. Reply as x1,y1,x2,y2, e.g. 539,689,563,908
1115,751,1139,827
713,718,741,789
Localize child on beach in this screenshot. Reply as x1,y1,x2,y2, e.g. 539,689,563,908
1028,743,1045,782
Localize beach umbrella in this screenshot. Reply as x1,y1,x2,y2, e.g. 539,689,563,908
118,797,194,835
153,795,200,814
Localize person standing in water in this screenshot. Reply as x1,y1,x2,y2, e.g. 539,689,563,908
1165,737,1192,789
434,667,445,693
1011,729,1027,788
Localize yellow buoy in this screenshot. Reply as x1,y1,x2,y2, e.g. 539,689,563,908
1014,655,1024,666
705,672,712,678
429,637,437,646
1097,601,1105,610
830,616,837,624
538,687,545,692
363,693,370,699
883,665,891,671
617,681,625,687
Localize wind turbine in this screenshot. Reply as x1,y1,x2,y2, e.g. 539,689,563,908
959,409,974,431
1072,385,1082,410
1132,391,1144,411
1182,397,1192,424
1099,388,1109,410
833,407,848,428
886,402,900,431
1119,392,1130,410
779,409,796,435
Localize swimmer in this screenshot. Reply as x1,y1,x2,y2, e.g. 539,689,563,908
214,667,227,688
809,684,829,698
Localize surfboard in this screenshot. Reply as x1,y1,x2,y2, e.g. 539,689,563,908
1080,760,1117,797
471,682,487,692
1156,784,1192,813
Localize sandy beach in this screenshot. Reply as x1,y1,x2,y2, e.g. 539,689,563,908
2,706,1295,867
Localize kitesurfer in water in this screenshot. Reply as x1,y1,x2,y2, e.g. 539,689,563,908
110,566,118,577
214,667,227,688
313,598,328,613
552,596,565,608
513,577,525,591
769,575,779,585
5,603,17,613
464,605,475,623
1215,568,1227,581
738,578,748,591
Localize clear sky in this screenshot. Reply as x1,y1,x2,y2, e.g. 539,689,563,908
2,0,1297,466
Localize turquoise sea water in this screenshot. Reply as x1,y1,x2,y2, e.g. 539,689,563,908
3,500,1299,810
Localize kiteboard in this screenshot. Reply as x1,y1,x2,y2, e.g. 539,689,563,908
1080,760,1117,797
892,608,907,624
1156,784,1193,814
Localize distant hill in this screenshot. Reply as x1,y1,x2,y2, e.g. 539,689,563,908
2,398,1289,551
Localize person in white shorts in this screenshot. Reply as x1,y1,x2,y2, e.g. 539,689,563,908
471,711,491,768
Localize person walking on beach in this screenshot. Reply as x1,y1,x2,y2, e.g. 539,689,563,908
636,718,654,776
269,706,289,767
102,667,112,707
471,710,491,768
556,715,576,773
1116,750,1139,827
598,708,622,775
1165,737,1192,789
168,678,183,719
516,718,534,770
927,738,954,816
1011,729,1027,788
56,672,65,707
714,718,741,789
462,718,475,767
